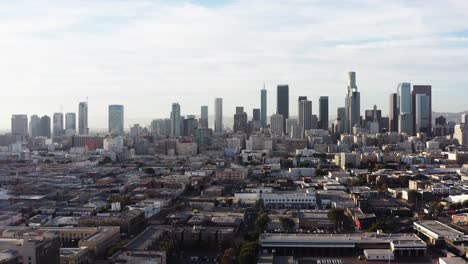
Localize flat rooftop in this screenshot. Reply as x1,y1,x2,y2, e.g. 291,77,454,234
125,226,165,251
414,221,463,238
260,233,426,248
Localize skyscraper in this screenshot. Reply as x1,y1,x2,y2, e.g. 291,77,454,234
11,115,28,137
214,98,223,133
233,107,248,133
40,115,51,138
53,113,64,136
170,103,181,137
337,107,346,121
412,85,432,135
397,83,412,114
29,115,41,138
319,96,329,130
415,93,431,135
183,116,198,137
252,109,261,121
389,93,399,132
200,105,209,129
261,87,267,127
65,113,76,134
108,105,124,135
270,114,284,136
298,99,312,130
277,85,289,132
286,118,298,135
345,72,360,133
78,102,88,135
298,96,307,121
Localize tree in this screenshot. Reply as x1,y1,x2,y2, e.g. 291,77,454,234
160,240,174,255
351,175,367,186
328,208,346,231
463,200,468,208
225,198,234,207
143,167,155,174
255,212,269,231
449,202,462,210
432,204,445,217
221,248,237,264
280,217,295,232
244,231,259,242
407,190,420,203
255,199,264,210
101,156,112,164
239,242,259,264
368,221,397,233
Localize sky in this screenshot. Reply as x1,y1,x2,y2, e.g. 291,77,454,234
1,0,468,130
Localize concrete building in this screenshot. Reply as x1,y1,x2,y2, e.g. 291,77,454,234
108,105,124,135
214,98,223,133
270,114,284,136
0,233,61,264
454,124,468,147
260,233,426,258
262,191,316,209
215,169,248,181
286,118,298,136
414,221,463,245
71,135,104,150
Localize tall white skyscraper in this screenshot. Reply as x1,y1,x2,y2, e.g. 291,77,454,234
214,98,223,133
108,105,124,135
171,103,181,137
53,112,64,136
78,102,88,135
344,71,360,134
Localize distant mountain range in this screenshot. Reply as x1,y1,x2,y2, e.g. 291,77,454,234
433,110,468,123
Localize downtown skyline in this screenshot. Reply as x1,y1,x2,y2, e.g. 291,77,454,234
0,74,461,133
2,0,468,129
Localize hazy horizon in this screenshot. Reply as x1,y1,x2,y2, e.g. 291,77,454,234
2,0,468,130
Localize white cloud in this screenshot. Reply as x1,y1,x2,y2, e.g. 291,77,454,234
0,0,467,130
